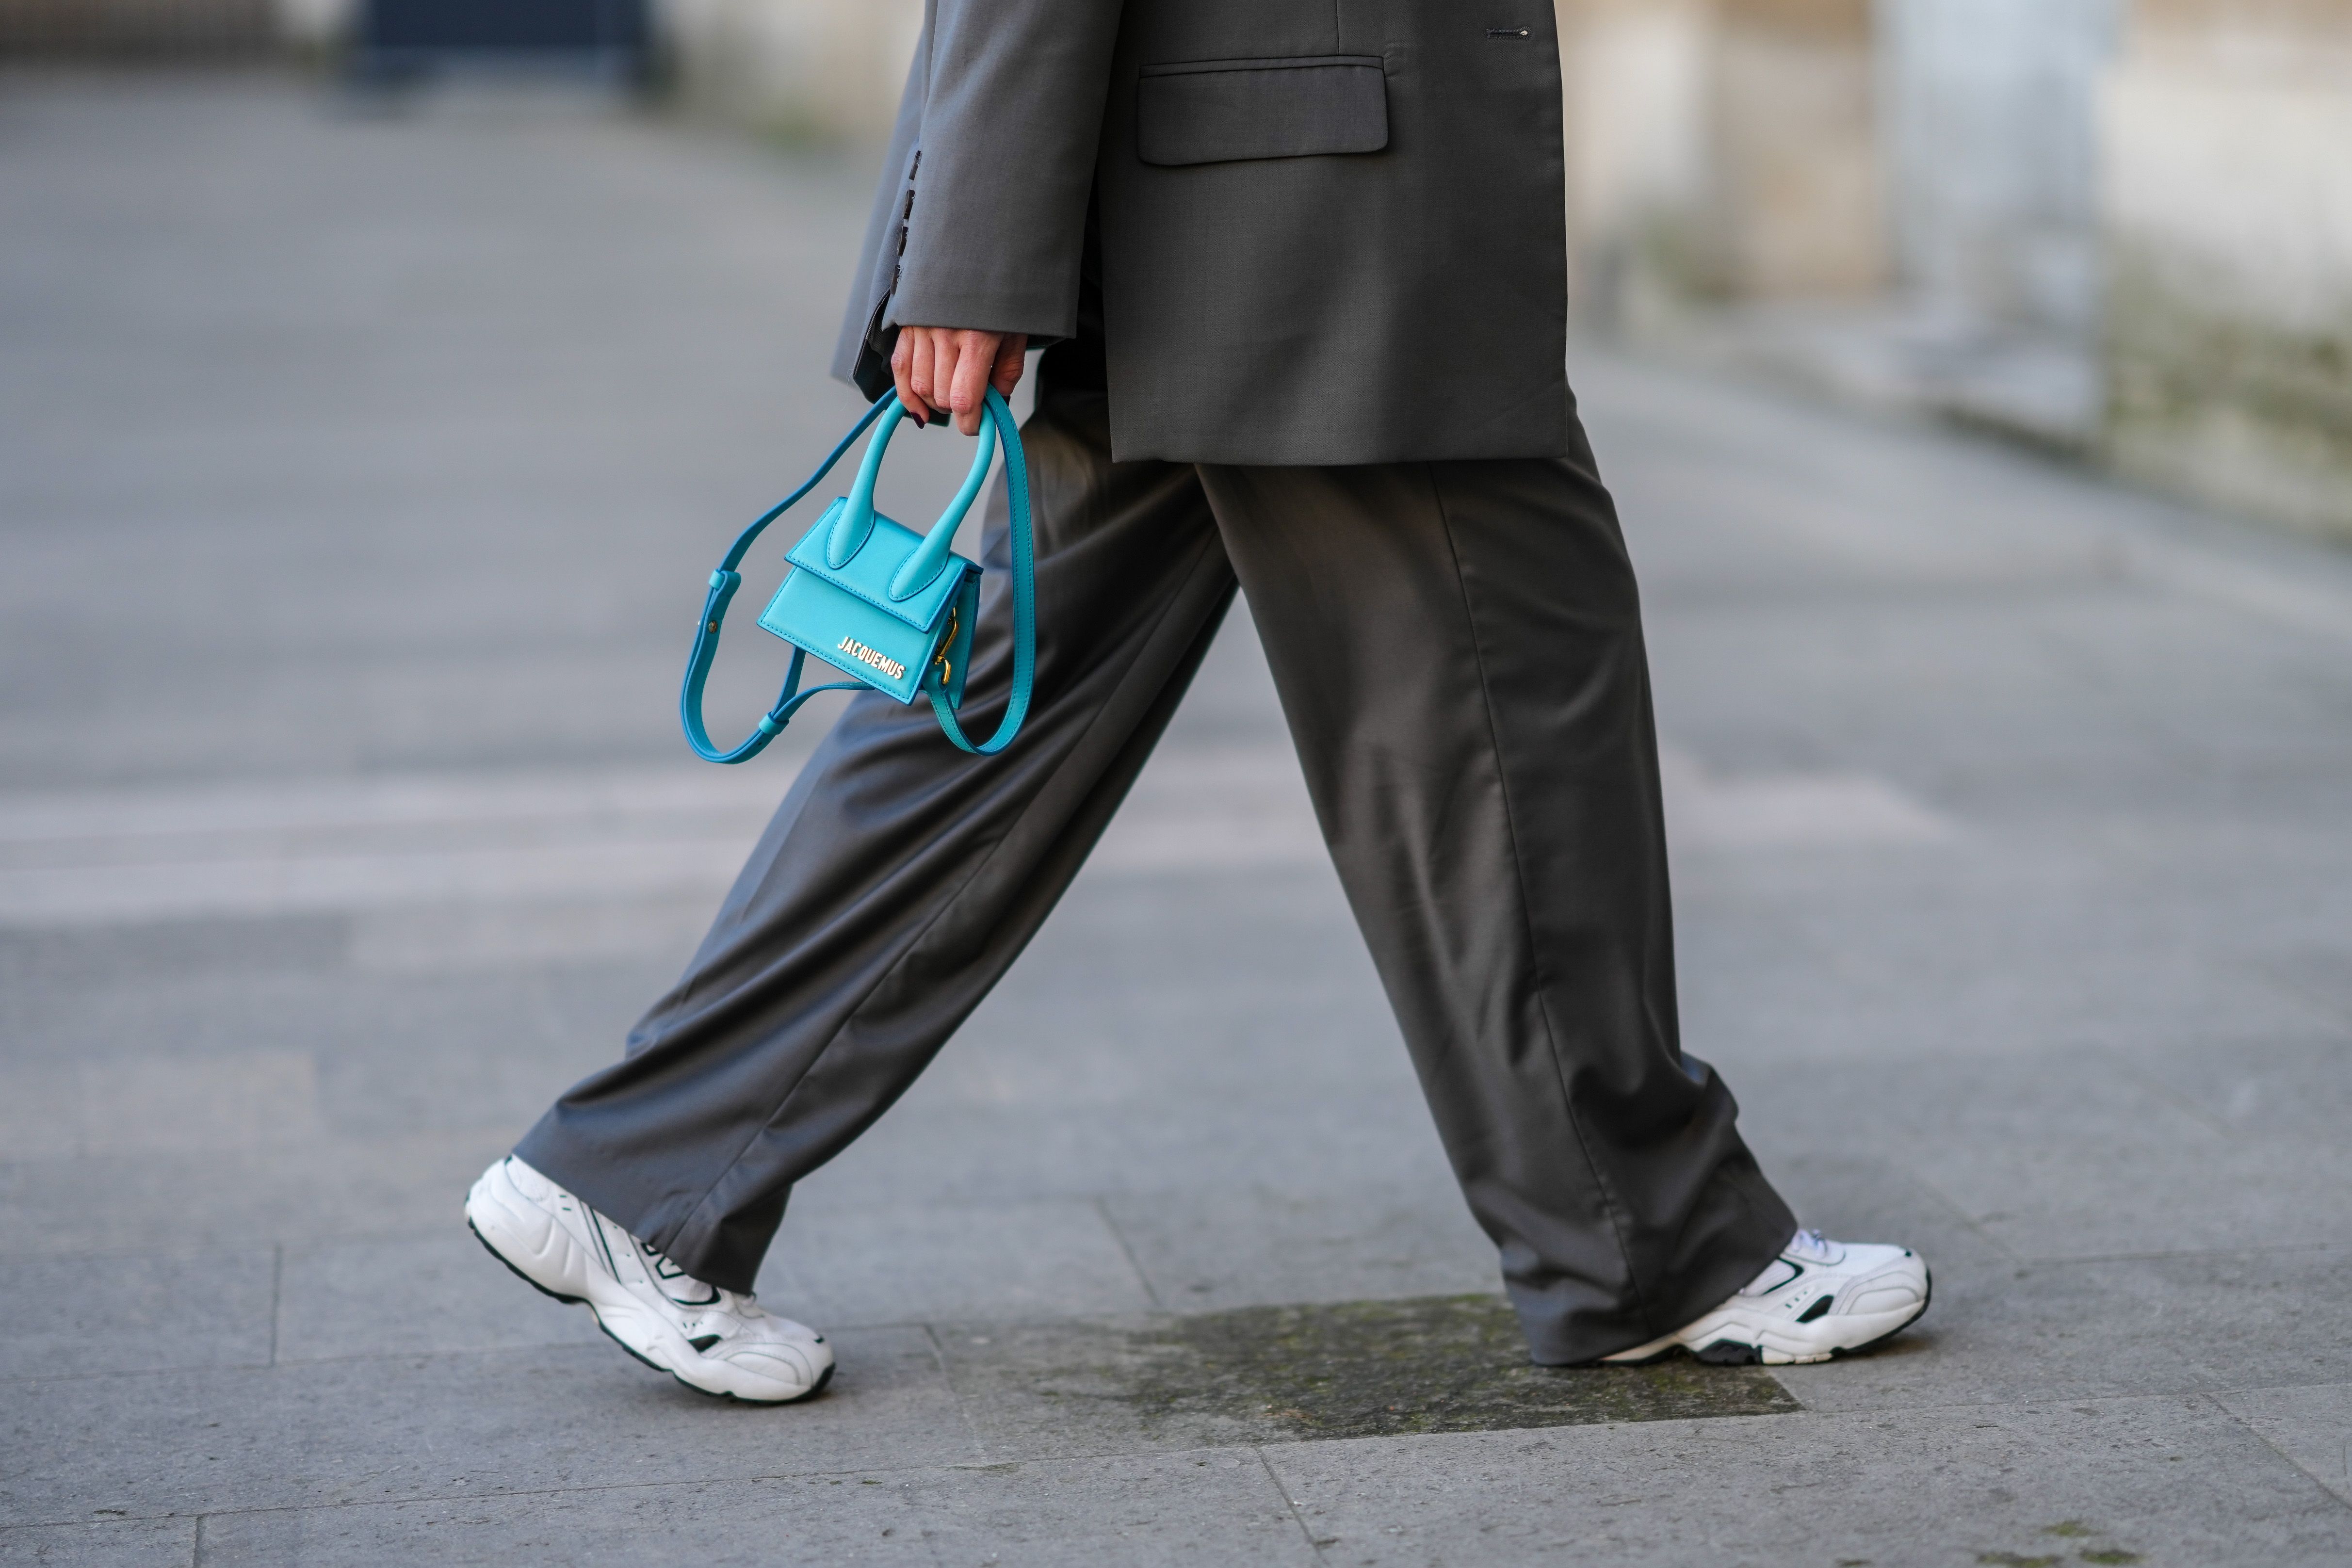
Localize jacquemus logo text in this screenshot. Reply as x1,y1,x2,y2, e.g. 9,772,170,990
837,637,906,680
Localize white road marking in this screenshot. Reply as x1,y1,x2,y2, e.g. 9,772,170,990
0,765,789,845
0,766,787,926
0,746,1954,933
1657,748,1957,849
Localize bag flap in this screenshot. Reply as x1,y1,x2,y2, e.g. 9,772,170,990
1136,55,1388,168
784,498,972,632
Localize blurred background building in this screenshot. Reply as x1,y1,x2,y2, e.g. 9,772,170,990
4,0,2348,541
1556,0,2352,545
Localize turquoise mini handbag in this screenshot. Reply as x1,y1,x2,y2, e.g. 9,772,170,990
680,387,1034,762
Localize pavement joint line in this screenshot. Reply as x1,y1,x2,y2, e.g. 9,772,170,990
918,1322,994,1464
2200,1377,2352,1396
1869,1161,2025,1263
1257,1444,1334,1559
2005,1243,2352,1266
264,1243,282,1370
2197,1388,2352,1518
2109,1054,2250,1143
1093,1194,1167,1310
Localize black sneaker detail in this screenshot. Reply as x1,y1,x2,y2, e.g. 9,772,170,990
687,1334,721,1352
1798,1293,1835,1323
638,1240,721,1305
588,1212,626,1282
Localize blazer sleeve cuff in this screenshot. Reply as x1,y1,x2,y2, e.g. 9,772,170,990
882,286,1075,343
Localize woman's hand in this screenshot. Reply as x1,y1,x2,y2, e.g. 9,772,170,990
891,326,1027,436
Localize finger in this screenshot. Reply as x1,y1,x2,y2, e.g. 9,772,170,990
949,330,993,436
932,333,968,436
906,329,939,420
890,332,925,425
924,328,955,420
934,333,967,430
990,332,1027,399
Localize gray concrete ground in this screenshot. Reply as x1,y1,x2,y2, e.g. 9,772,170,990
4,70,2352,1568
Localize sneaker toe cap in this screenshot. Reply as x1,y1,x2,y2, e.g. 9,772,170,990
1843,1279,1925,1315
1829,1250,1929,1317
716,1336,832,1394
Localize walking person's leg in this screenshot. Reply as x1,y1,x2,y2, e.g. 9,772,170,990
470,351,1243,1400
1199,412,1928,1366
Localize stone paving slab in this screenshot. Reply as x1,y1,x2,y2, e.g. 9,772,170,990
0,1331,971,1529
0,1130,511,1256
1736,1051,2352,1261
275,1232,602,1363
0,1517,196,1568
2125,1031,2352,1146
190,1454,1321,1568
0,1246,277,1381
757,1197,1159,1326
1262,1398,2352,1567
1670,838,2349,1066
1096,1183,1500,1313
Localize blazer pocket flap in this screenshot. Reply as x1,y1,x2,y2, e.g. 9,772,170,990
1137,55,1388,168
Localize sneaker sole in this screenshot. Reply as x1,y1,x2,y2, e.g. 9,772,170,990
1598,1269,1933,1369
1696,1269,1934,1367
466,1214,834,1406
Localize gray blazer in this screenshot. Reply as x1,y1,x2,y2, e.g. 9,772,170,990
830,0,1569,468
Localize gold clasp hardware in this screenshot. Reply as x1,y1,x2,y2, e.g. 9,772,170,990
932,608,958,687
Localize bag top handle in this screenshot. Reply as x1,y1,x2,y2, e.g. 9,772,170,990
824,394,1001,606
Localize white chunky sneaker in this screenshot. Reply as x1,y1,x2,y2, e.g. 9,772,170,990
1602,1229,1930,1367
464,1156,833,1404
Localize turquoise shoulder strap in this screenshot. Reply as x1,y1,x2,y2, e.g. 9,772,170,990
928,390,1034,756
679,387,1034,763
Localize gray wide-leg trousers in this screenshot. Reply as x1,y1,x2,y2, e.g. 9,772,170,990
516,363,1795,1365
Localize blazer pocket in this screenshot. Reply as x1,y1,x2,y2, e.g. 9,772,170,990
1136,55,1388,168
